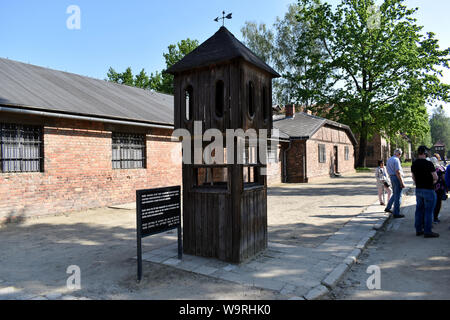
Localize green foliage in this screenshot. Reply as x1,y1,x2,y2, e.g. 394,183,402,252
429,106,450,147
106,67,149,89
134,69,150,89
106,38,199,94
294,0,450,166
150,38,199,94
241,22,275,65
241,4,324,105
401,161,412,167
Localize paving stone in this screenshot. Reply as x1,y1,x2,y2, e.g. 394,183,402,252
216,271,248,285
162,258,182,266
141,252,156,260
293,286,310,298
288,296,305,300
223,264,237,272
143,255,171,263
304,285,329,300
251,277,285,292
177,261,201,272
194,265,219,276
45,292,63,300
17,294,39,300
280,284,297,295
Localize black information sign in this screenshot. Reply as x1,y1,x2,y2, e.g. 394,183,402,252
136,186,182,281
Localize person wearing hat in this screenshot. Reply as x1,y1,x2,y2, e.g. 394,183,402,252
411,146,439,238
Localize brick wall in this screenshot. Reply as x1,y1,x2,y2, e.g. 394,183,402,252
355,133,391,167
266,143,283,186
305,126,355,181
0,115,182,220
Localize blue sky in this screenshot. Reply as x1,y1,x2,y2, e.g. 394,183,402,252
0,0,449,113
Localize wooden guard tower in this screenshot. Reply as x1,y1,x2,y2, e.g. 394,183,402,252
166,26,280,263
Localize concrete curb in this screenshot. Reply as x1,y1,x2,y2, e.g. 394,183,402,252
343,248,362,266
321,263,350,289
304,183,415,300
303,284,329,300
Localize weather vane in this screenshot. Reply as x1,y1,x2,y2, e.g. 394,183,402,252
214,11,232,26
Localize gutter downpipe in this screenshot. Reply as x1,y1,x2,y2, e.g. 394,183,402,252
283,140,292,183
0,106,174,130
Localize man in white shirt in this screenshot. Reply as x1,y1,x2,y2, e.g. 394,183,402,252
385,149,406,218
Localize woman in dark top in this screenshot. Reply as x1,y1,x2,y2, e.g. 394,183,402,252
430,157,446,223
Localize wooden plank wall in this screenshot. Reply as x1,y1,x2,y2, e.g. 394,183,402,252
239,188,267,261
183,187,266,263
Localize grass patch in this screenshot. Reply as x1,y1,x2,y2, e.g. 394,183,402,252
402,161,413,167
356,167,371,172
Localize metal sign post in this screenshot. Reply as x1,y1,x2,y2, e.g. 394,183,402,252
136,186,182,282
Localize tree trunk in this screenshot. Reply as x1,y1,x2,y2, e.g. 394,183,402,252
357,131,368,168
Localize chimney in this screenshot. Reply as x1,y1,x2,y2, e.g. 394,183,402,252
285,104,295,118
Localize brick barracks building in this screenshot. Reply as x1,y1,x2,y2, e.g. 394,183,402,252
268,105,357,184
0,58,181,221
0,59,357,221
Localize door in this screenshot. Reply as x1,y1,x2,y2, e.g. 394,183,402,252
334,146,338,173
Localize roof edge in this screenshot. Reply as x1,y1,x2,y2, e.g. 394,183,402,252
0,103,175,129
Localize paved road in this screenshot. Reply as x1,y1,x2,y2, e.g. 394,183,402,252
328,191,450,300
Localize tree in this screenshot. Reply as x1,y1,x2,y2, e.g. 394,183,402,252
241,4,324,105
120,67,134,86
241,22,275,65
134,69,150,89
294,0,450,167
429,106,450,148
106,38,198,94
106,67,120,83
149,38,199,94
106,67,150,89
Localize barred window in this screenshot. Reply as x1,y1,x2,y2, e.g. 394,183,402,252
345,146,350,160
0,123,43,173
318,144,326,163
112,133,146,169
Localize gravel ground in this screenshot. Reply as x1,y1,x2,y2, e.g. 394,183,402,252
0,171,386,300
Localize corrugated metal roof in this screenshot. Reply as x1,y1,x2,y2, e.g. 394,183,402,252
0,58,174,125
166,26,280,78
273,112,357,145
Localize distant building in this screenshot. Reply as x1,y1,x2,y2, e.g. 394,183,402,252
266,105,357,184
433,141,446,160
354,133,391,167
